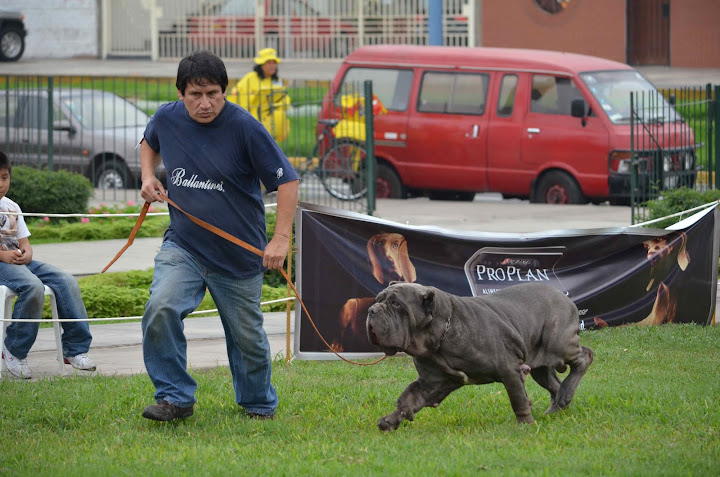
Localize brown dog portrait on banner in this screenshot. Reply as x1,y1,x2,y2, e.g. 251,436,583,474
332,232,417,352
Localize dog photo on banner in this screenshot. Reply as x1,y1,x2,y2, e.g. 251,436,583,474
293,202,719,358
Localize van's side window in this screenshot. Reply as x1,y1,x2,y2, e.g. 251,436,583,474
531,75,583,115
497,74,518,116
418,72,489,115
337,67,414,111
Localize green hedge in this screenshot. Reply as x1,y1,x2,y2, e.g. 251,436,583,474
645,187,720,228
7,166,92,215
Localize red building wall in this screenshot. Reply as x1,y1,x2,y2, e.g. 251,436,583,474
670,0,720,67
480,0,627,63
479,0,720,67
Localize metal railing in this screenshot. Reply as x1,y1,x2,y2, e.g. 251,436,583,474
103,0,474,60
1,74,377,214
630,85,719,224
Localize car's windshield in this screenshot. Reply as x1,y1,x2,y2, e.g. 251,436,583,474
580,70,679,124
61,92,150,129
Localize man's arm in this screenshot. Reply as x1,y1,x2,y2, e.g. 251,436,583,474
139,139,167,203
263,179,299,271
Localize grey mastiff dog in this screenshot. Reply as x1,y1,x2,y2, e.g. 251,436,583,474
366,282,593,431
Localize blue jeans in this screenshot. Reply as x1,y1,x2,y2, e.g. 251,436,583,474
142,241,277,414
1,260,92,359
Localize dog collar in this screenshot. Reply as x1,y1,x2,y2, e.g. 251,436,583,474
435,313,452,351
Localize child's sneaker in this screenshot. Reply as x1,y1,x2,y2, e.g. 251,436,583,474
64,353,96,371
2,344,32,379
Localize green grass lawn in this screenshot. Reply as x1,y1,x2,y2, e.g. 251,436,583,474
1,324,718,475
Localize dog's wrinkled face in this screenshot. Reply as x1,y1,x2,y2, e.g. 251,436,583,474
366,283,434,356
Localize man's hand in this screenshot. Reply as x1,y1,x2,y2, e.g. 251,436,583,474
263,234,290,270
140,176,167,203
139,139,165,203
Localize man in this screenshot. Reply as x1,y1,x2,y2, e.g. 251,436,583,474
138,50,299,421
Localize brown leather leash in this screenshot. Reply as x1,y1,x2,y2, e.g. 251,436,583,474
102,192,386,366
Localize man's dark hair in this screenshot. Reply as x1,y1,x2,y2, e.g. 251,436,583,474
253,63,279,81
176,50,229,94
0,151,10,174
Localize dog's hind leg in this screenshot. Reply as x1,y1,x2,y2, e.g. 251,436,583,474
377,378,462,431
555,345,594,410
530,366,563,414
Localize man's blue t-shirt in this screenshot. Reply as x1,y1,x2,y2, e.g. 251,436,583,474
143,100,299,278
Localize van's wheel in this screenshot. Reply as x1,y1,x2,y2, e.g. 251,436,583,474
376,163,404,199
94,160,133,189
533,171,585,204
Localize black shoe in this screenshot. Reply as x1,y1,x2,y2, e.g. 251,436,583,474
142,400,194,421
246,411,274,420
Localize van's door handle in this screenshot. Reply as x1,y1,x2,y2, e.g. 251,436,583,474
466,124,479,138
527,128,540,134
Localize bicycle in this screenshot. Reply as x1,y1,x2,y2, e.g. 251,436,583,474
298,93,385,201
290,116,367,201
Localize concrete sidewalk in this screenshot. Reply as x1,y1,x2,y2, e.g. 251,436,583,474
4,197,634,380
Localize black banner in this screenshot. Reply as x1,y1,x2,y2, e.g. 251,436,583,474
294,203,719,359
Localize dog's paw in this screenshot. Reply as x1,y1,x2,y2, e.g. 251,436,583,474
516,414,535,424
377,415,399,432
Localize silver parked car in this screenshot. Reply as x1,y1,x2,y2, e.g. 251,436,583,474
0,89,165,189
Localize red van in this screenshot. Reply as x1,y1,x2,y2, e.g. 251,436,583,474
320,45,696,204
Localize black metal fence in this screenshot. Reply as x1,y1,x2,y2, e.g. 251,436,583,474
1,75,376,215
630,85,719,223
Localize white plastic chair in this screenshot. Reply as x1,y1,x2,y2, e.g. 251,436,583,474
0,285,64,378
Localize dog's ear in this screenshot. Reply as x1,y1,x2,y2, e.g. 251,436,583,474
389,280,402,286
397,238,417,283
368,235,384,283
416,287,435,327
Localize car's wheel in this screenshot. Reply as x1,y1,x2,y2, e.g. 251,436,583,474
376,163,404,199
533,171,585,204
94,160,134,189
0,25,25,62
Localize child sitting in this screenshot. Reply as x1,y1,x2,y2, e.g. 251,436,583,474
0,151,95,378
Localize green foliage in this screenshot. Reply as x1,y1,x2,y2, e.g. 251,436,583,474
0,325,719,474
27,202,170,244
645,187,720,228
7,166,93,215
73,269,292,319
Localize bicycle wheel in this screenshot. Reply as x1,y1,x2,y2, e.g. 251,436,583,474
319,140,368,201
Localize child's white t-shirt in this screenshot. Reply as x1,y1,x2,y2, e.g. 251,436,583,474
0,196,31,251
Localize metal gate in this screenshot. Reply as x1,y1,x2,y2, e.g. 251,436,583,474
102,0,474,60
630,85,720,223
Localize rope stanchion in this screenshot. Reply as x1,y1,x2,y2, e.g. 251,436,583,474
103,194,386,366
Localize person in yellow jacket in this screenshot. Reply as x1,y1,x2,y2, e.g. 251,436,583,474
227,48,291,142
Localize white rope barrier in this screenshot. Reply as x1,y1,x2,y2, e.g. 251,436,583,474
1,202,278,219
0,297,297,323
